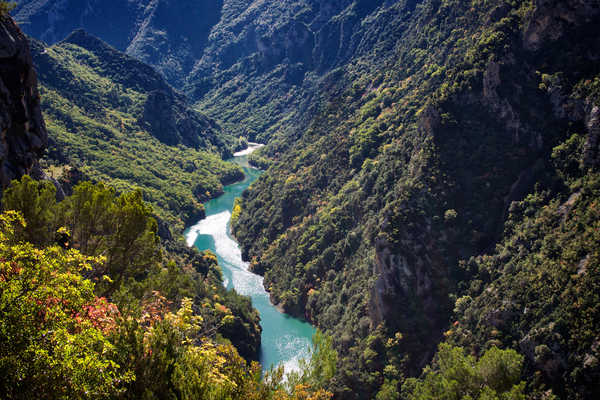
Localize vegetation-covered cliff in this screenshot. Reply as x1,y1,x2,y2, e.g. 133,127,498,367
0,10,338,400
230,0,600,398
30,30,241,231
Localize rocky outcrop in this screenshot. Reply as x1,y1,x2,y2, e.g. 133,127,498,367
0,16,47,196
523,0,600,51
140,89,227,154
583,106,600,170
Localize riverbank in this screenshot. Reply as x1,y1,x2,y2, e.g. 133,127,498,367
233,142,265,157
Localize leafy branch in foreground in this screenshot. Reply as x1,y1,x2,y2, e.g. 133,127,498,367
0,2,15,16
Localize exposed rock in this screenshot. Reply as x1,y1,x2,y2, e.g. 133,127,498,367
557,191,582,221
256,20,315,71
0,15,47,197
524,0,600,51
482,60,527,146
155,215,173,242
419,104,441,136
519,324,567,380
583,106,600,169
369,210,447,372
503,158,545,213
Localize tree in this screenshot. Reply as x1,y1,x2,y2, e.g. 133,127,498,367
2,175,57,246
101,189,159,295
60,181,115,256
3,178,160,296
0,211,131,399
401,344,526,400
0,1,15,16
287,330,338,393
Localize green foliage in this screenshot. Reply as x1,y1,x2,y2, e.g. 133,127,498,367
0,1,15,16
32,37,243,230
551,133,585,182
112,297,267,400
450,168,600,398
234,136,250,152
3,175,262,361
231,0,600,398
401,344,525,400
4,177,160,296
10,0,600,398
444,209,458,222
2,175,57,245
0,211,131,398
231,197,243,227
0,180,331,399
248,147,274,170
287,330,338,392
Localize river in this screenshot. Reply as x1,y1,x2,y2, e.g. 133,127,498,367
184,144,315,374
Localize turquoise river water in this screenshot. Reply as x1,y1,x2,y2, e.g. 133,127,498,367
184,147,315,373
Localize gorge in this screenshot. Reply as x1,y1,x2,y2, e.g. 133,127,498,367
1,0,600,399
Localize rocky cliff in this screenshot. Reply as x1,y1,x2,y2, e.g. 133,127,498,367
0,15,46,196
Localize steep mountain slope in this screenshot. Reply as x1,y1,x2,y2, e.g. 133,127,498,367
15,0,405,144
231,0,600,398
0,13,46,194
186,0,395,143
30,31,242,230
13,0,221,86
0,12,270,398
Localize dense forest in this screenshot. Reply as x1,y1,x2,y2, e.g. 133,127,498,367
0,175,339,399
1,0,600,399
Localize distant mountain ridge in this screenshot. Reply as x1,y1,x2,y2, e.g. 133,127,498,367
14,0,221,86
15,0,402,143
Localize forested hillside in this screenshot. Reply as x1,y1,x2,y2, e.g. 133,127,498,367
30,30,241,231
1,174,340,399
13,0,221,86
231,0,600,398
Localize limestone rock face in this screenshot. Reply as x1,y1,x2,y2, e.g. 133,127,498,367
583,106,600,170
0,16,47,195
524,0,600,51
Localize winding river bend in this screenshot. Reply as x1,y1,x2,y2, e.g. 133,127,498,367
184,145,315,373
